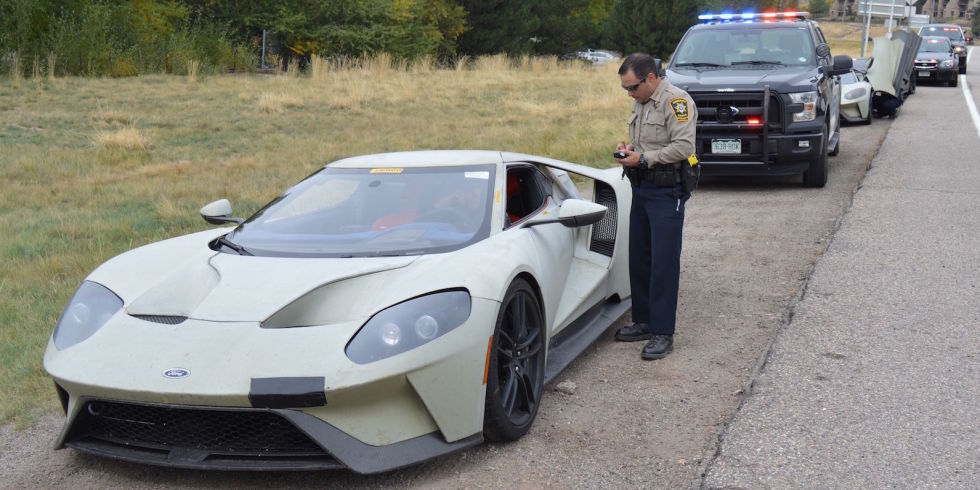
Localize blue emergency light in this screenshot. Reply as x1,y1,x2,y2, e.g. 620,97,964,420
698,11,809,22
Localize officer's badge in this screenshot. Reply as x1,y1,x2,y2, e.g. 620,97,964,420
670,98,689,122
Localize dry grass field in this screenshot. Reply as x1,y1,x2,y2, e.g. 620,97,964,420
0,55,626,426
0,21,888,426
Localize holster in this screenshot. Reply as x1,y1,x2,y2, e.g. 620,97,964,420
680,163,700,192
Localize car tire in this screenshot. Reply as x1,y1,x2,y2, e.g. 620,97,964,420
483,278,545,442
950,76,958,88
802,125,828,188
908,76,916,95
960,58,967,75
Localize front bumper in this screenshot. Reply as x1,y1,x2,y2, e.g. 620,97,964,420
45,297,500,472
697,127,824,177
914,65,957,82
58,397,482,472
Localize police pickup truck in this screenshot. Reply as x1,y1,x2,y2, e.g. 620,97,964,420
666,12,853,187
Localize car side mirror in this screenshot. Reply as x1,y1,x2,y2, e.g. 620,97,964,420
816,43,832,58
523,199,607,228
200,199,244,225
829,54,853,76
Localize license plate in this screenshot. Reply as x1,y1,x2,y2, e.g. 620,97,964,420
711,139,741,154
918,70,929,77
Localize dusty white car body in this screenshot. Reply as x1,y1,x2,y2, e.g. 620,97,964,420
43,150,633,473
840,58,873,124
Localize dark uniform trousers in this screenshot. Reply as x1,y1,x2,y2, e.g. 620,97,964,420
628,180,689,336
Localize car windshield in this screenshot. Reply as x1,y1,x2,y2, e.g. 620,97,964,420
673,27,814,67
919,38,951,52
225,164,496,257
920,26,963,41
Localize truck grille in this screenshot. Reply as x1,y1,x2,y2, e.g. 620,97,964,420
692,92,782,127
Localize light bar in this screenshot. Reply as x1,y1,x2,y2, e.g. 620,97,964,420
698,11,809,22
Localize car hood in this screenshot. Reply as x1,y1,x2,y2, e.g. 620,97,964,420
667,65,818,93
915,52,955,61
87,229,420,323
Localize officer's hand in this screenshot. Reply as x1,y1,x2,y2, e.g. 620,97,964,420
615,150,641,167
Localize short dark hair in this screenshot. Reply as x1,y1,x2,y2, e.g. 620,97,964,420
618,53,661,79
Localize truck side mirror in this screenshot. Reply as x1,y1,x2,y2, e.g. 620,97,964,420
829,55,853,76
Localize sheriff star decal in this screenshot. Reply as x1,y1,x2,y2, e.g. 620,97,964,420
670,98,690,122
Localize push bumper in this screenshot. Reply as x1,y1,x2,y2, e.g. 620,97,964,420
697,129,824,177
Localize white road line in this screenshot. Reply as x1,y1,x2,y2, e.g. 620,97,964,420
963,48,980,141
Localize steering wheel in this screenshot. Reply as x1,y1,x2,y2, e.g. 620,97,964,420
417,207,472,230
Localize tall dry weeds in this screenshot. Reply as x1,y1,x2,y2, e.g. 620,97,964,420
48,52,56,81
94,127,151,151
186,59,200,82
309,54,327,81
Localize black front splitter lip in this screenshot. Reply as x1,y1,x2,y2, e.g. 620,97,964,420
62,404,483,474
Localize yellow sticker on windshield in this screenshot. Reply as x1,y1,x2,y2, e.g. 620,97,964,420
370,167,404,174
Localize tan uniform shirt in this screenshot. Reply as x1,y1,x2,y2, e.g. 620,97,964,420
628,79,697,166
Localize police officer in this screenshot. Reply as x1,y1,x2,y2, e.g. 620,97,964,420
613,53,697,360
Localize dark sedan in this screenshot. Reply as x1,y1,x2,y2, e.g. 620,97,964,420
914,37,960,87
918,24,968,74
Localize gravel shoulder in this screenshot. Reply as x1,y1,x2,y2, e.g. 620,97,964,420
0,121,889,489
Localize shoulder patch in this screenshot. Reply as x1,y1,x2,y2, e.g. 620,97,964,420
670,98,690,122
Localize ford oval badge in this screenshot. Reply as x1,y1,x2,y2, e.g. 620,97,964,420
163,368,190,379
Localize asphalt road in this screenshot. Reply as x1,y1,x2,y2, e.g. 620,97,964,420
3,58,976,488
703,52,980,488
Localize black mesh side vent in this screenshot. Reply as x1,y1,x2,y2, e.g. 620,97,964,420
73,400,325,454
590,181,617,257
131,315,187,325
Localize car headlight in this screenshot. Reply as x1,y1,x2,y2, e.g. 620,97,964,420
345,290,471,364
844,87,866,100
789,91,817,122
53,281,123,350
940,59,955,68
953,46,965,54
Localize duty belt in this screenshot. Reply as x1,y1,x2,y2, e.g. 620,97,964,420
628,164,682,187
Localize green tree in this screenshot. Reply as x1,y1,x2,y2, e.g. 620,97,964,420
457,0,538,55
809,0,830,17
602,0,699,60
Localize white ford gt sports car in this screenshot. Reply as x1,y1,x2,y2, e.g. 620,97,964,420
44,150,633,473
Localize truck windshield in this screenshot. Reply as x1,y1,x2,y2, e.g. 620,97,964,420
920,26,963,41
919,38,951,52
673,27,814,67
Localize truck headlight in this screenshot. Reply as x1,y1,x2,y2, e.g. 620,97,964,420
345,290,471,364
789,91,817,122
53,281,123,350
940,59,955,69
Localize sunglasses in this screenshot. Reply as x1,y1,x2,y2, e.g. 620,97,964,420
622,79,645,92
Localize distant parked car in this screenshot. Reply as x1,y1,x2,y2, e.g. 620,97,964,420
918,24,968,74
914,36,960,87
840,58,874,125
575,49,620,65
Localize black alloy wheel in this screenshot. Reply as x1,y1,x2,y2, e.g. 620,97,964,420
483,278,545,442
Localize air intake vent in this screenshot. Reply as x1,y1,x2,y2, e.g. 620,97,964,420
131,315,187,325
590,181,617,257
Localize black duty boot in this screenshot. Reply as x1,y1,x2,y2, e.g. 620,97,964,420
615,323,652,342
641,335,673,360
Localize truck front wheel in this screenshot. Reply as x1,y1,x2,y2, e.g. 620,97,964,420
802,125,828,188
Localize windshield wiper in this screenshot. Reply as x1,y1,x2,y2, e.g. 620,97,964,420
674,62,725,67
214,235,253,256
731,60,785,65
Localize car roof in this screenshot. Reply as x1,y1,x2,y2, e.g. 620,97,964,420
327,150,504,169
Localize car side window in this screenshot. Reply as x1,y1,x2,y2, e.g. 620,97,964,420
505,165,553,226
